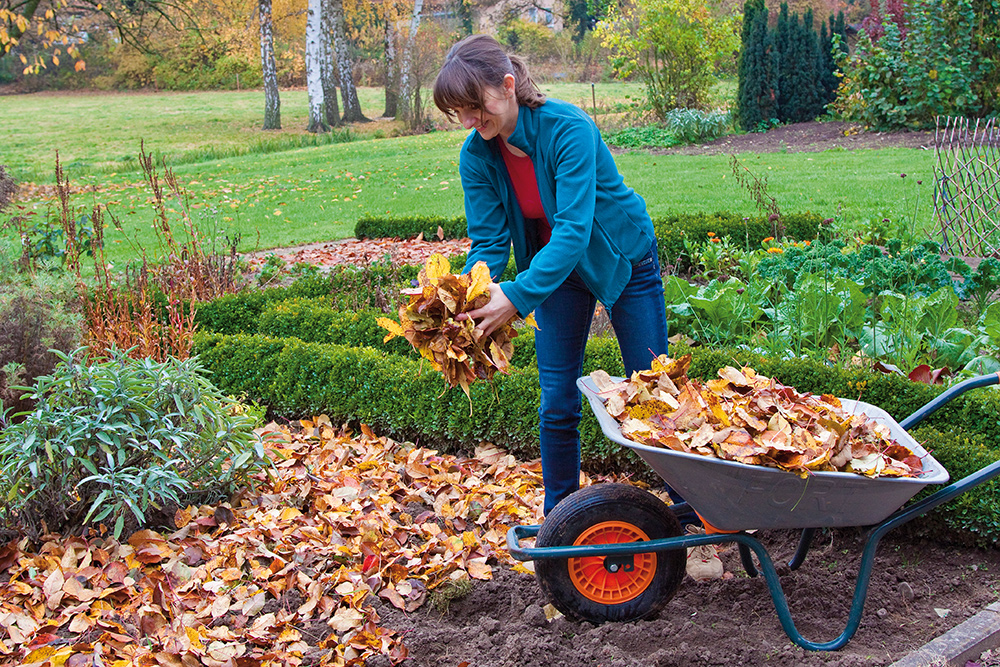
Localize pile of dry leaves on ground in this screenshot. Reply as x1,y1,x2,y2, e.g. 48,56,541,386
245,238,471,272
0,419,546,666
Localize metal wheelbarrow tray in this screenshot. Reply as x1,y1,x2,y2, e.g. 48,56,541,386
507,372,1000,651
577,375,949,531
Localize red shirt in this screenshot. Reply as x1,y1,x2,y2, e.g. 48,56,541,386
498,139,551,246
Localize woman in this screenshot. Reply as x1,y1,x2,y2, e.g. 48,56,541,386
432,34,673,517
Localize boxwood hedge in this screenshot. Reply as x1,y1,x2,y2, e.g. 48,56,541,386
353,211,827,271
194,330,1000,542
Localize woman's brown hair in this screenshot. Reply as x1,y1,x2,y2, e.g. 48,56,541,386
433,34,546,119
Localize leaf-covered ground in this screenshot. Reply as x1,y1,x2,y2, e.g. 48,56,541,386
0,419,548,666
3,419,1000,666
244,237,471,273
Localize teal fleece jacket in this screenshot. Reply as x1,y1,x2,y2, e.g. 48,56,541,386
459,98,656,316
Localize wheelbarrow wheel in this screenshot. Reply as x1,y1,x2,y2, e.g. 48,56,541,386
535,483,685,623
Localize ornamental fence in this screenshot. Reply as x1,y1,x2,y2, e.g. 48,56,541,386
934,116,1000,257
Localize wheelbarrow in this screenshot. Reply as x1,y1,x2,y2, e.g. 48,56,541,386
506,372,1000,651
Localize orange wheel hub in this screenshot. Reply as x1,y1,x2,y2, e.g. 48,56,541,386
568,521,655,604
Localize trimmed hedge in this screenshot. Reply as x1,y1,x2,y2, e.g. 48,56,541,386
195,264,421,335
355,216,467,240
194,333,542,459
907,425,1000,549
194,332,1000,543
255,297,538,367
195,275,340,335
353,211,827,271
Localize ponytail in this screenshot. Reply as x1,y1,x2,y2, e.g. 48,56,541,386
509,54,546,108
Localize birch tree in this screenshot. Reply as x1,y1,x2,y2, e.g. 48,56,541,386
320,0,341,127
396,0,424,125
259,0,281,130
330,0,367,122
305,0,329,132
382,3,399,118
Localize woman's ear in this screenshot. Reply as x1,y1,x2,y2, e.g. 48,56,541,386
503,73,516,98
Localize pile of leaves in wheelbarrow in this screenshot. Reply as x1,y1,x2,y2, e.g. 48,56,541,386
590,354,924,478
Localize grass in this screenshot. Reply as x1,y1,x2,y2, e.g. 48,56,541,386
2,87,938,268
1,84,650,182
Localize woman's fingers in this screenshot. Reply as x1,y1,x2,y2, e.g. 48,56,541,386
462,283,518,337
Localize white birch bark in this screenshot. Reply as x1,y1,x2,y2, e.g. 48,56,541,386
305,0,329,133
382,2,398,118
259,0,281,130
397,0,424,124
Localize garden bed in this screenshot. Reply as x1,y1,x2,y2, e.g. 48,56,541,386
648,120,936,156
374,526,1000,667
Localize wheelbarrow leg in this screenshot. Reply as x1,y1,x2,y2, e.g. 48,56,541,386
739,528,815,577
788,528,816,570
738,543,758,577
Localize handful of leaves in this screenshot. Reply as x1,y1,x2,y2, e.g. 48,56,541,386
378,254,535,397
591,355,924,479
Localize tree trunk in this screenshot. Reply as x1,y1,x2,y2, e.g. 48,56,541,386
305,0,329,133
259,0,281,130
330,0,368,122
397,0,424,125
382,9,399,118
321,0,341,127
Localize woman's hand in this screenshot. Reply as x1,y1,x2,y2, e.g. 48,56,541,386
458,282,518,337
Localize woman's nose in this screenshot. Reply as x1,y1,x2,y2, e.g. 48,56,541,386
458,109,477,129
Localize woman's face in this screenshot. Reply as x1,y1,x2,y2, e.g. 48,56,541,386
452,75,518,141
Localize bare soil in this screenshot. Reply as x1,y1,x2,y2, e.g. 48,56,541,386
648,120,936,155
372,527,1000,667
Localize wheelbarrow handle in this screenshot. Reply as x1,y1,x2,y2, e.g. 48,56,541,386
899,372,1000,431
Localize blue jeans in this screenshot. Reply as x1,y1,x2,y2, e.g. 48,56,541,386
534,240,669,515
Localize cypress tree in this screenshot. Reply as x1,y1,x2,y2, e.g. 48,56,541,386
775,3,793,118
799,8,823,120
760,13,780,124
738,0,765,130
818,19,838,107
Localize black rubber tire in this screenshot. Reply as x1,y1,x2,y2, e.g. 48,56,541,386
535,483,685,623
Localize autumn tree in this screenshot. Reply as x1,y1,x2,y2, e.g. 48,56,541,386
596,0,739,118
320,0,341,126
1,0,193,74
395,0,423,125
380,0,401,117
330,0,367,122
260,0,281,129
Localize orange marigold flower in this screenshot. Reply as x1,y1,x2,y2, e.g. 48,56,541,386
707,232,716,237
711,238,721,243
768,247,784,254
762,237,775,243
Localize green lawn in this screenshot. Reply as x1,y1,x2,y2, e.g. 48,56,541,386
2,84,651,182
1,88,939,267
